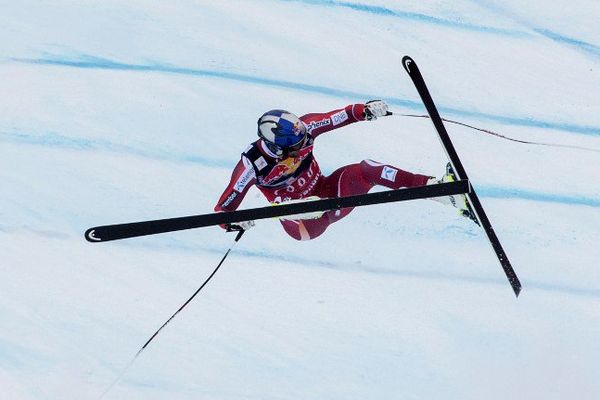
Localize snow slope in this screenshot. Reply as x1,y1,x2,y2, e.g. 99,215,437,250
1,1,599,399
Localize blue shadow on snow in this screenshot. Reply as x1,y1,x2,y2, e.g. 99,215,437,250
12,55,600,137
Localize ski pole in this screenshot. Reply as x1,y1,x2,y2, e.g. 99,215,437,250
388,112,600,153
98,229,245,399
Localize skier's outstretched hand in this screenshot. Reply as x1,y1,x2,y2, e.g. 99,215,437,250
364,100,391,121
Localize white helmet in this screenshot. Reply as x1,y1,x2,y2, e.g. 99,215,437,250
257,109,307,156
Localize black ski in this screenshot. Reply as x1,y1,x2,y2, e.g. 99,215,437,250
402,56,522,297
85,180,469,243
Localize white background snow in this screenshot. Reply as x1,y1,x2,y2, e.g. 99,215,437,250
1,1,600,399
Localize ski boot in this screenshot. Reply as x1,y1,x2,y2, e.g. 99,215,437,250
272,196,325,221
429,163,479,225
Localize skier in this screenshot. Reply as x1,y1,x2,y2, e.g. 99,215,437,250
214,101,474,240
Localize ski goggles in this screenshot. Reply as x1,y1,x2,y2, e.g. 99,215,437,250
264,132,307,157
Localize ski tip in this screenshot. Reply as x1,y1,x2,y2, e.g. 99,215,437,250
402,56,415,72
85,228,103,243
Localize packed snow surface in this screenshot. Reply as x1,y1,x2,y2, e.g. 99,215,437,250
1,1,599,399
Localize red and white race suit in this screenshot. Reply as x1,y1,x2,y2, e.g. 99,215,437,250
215,104,430,240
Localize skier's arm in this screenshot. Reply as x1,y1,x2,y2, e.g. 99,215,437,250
214,156,257,221
300,104,366,138
301,101,389,138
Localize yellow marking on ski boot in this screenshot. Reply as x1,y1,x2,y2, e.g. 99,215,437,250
271,196,325,221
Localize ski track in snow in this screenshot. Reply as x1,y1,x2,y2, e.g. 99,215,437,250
10,56,600,137
471,0,600,59
283,0,600,59
125,239,600,300
280,0,530,37
0,129,232,168
1,129,599,207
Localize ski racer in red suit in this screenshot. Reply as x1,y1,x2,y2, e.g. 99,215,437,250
215,100,473,240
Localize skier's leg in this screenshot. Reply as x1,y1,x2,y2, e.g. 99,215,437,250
355,159,431,190
280,218,329,241
277,167,354,241
323,160,431,223
279,160,431,240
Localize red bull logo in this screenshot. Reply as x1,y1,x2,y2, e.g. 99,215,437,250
293,121,304,136
263,145,313,184
266,157,301,182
